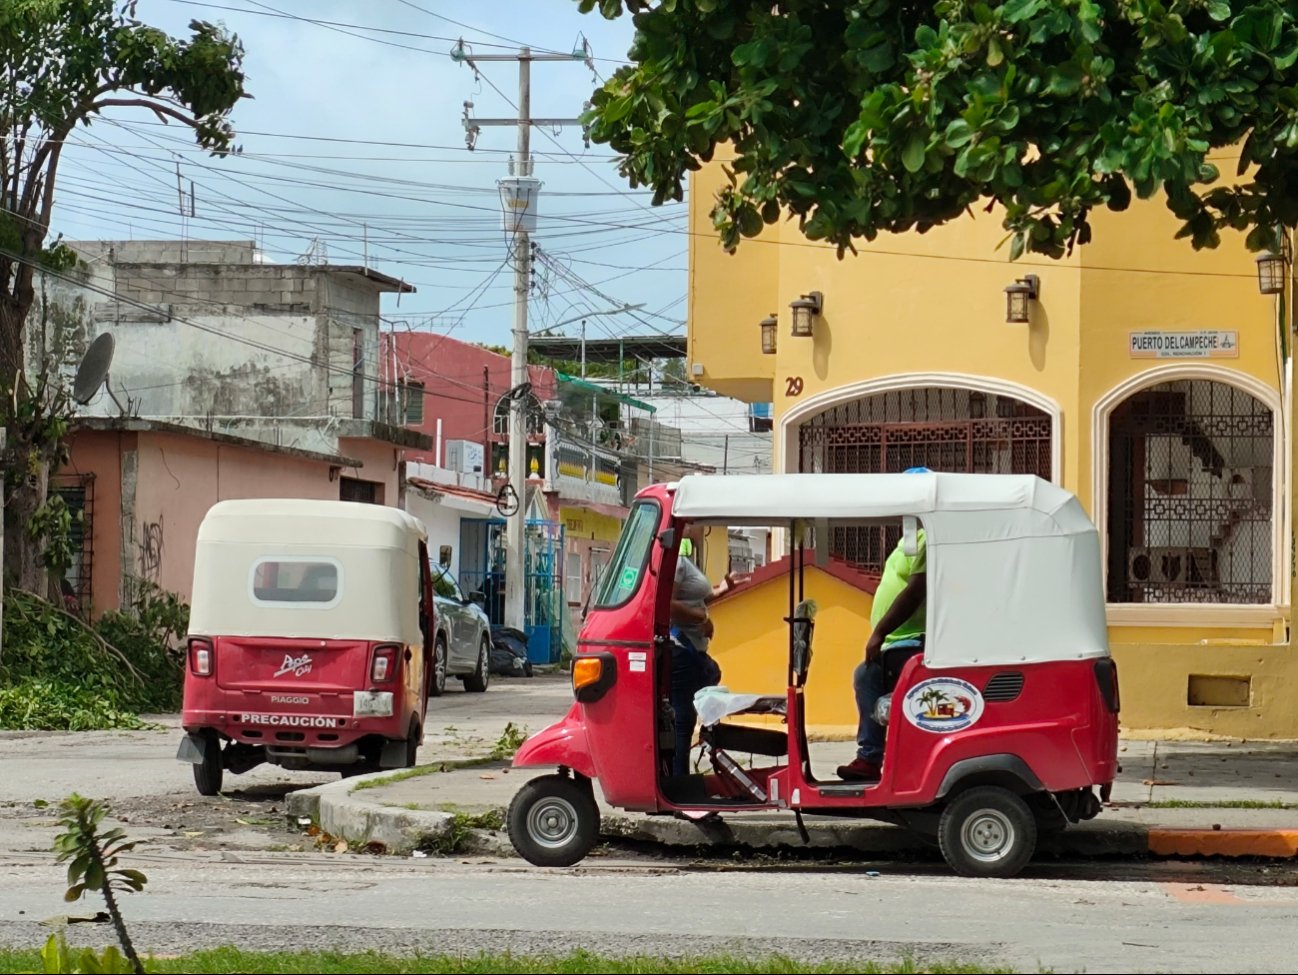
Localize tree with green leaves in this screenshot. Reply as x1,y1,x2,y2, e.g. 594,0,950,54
0,0,246,595
577,0,1298,260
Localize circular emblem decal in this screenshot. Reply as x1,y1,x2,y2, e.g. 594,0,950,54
902,678,985,734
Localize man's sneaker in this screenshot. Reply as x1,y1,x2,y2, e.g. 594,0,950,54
835,757,882,782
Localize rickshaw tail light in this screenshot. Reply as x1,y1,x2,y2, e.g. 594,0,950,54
189,638,214,677
371,644,399,683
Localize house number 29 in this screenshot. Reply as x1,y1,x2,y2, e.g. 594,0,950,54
785,376,804,397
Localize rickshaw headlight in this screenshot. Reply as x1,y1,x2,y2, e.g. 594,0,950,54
572,653,616,703
188,638,213,677
371,644,399,683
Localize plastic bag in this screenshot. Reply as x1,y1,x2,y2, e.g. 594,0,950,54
873,693,892,725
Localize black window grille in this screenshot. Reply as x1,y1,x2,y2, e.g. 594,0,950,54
797,387,1052,572
1107,380,1273,604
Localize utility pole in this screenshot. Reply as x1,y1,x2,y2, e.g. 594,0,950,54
455,39,593,633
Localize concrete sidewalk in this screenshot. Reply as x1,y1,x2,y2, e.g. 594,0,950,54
285,676,1298,861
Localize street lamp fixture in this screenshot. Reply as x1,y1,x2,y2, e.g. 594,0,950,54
1256,251,1287,295
1004,274,1040,324
790,291,823,337
760,314,778,355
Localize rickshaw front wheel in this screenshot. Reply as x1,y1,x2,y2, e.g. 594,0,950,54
507,774,599,868
193,731,224,797
938,786,1036,878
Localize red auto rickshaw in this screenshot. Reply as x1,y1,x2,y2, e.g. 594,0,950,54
506,472,1119,877
177,499,435,795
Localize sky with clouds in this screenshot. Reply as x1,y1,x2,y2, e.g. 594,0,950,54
51,0,687,347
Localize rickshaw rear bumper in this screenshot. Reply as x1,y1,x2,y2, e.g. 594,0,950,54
512,709,597,780
181,709,408,748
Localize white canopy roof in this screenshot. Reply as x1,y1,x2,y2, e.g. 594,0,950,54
190,499,427,643
197,498,427,550
671,473,1108,668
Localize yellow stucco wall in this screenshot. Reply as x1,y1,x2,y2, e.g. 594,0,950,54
708,569,873,737
559,507,623,544
687,155,1298,739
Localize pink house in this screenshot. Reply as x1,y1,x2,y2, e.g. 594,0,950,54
384,332,557,477
57,418,413,617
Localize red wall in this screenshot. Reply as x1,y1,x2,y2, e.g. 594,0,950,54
388,332,556,466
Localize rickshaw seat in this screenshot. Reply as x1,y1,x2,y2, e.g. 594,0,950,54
703,721,788,757
693,688,789,758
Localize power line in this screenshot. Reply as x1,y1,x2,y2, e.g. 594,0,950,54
103,116,623,158
392,0,632,66
167,0,482,54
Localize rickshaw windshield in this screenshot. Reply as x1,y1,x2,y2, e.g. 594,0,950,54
590,500,660,610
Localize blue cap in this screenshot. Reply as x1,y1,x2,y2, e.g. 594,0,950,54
904,466,932,474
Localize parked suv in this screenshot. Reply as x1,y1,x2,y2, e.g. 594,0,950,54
429,564,492,695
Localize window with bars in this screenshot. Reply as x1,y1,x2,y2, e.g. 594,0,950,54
1106,379,1274,604
401,381,424,425
52,474,94,616
797,387,1052,572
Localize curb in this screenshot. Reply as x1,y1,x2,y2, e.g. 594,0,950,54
1147,828,1298,859
603,814,1153,858
288,776,1298,861
286,770,457,853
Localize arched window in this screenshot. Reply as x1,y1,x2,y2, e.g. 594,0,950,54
796,386,1052,571
493,392,545,438
1106,379,1274,604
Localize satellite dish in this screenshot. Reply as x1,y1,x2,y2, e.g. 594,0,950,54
72,332,115,406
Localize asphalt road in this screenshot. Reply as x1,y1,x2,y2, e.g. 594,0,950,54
2,849,1298,973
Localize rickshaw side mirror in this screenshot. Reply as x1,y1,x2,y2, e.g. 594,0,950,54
468,591,486,607
902,516,920,557
658,527,677,550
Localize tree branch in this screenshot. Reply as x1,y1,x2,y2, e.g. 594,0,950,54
34,139,63,234
14,589,147,686
88,98,201,130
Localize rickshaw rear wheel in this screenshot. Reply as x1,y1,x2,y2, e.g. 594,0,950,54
507,774,599,868
938,786,1036,878
193,731,223,797
403,720,421,768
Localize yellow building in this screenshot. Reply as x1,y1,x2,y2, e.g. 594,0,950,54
689,159,1296,739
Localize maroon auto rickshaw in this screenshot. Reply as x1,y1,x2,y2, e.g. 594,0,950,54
177,499,435,795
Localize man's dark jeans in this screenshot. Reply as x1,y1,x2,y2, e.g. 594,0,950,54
853,639,924,763
669,640,717,776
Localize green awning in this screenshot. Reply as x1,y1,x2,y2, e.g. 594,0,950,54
555,371,656,413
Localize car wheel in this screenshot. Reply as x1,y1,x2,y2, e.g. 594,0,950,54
507,774,599,868
938,786,1037,878
193,731,223,797
429,637,447,697
463,636,490,693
